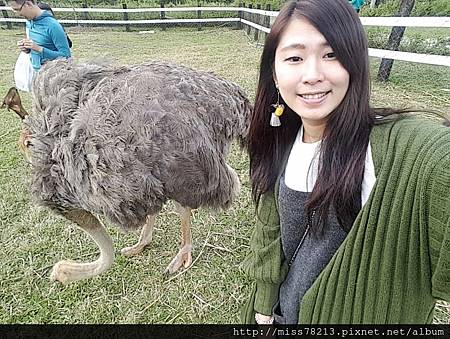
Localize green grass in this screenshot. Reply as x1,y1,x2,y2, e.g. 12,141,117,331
0,25,449,324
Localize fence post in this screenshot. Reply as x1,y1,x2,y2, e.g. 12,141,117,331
254,4,261,42
264,4,271,41
122,3,130,32
82,2,89,23
0,0,12,29
160,0,166,31
370,0,382,9
241,2,246,30
246,3,252,36
197,1,202,31
237,2,243,30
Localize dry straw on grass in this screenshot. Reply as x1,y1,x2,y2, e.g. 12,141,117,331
0,26,448,323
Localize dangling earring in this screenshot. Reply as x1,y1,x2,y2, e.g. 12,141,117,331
270,88,284,127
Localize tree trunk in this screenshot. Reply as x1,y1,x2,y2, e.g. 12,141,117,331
377,0,415,82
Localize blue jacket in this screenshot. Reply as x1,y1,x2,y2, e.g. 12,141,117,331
26,10,71,71
350,0,365,11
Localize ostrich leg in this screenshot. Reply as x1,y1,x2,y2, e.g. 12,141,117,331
50,209,114,284
121,214,156,256
164,203,193,274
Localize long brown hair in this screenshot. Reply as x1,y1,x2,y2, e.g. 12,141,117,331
249,0,374,233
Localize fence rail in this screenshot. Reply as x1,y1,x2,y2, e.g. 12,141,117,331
0,6,280,16
360,16,450,27
1,6,448,69
1,6,449,27
0,17,240,24
369,48,450,67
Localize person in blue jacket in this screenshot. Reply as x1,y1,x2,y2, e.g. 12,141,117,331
9,0,71,71
350,0,365,13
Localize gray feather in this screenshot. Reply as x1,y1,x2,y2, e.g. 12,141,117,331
25,59,252,230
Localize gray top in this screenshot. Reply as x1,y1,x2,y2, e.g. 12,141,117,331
273,175,348,324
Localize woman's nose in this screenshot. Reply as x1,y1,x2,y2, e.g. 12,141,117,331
301,58,324,84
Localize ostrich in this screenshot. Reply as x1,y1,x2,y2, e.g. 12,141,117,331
1,59,251,284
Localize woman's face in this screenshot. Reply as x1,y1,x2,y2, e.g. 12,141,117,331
9,1,32,20
274,17,350,131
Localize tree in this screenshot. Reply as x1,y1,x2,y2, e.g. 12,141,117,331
377,0,416,82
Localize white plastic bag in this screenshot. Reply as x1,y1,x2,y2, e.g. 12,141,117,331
14,51,36,92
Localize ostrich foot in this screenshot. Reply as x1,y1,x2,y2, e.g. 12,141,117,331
121,244,146,257
50,258,111,285
164,244,193,275
50,260,76,284
121,214,155,257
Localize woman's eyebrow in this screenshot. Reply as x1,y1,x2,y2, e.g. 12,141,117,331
279,41,330,52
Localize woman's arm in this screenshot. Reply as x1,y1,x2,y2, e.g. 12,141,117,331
426,128,450,301
242,190,287,317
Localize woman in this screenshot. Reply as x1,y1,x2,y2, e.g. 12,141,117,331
9,0,71,72
242,0,450,324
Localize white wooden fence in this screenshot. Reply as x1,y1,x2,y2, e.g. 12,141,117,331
1,6,449,67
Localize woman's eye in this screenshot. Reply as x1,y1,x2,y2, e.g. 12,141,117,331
285,56,302,62
324,52,336,59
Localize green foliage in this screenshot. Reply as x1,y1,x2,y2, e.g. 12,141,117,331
52,0,282,9
44,0,238,20
53,0,236,6
361,0,397,16
232,0,283,10
366,27,450,56
361,0,450,17
413,0,450,16
49,0,449,15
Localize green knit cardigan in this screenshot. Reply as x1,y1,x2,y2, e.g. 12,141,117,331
241,117,450,324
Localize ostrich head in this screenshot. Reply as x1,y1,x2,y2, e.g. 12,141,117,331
2,87,28,119
1,87,32,159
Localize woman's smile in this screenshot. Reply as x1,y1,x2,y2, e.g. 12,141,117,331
297,91,331,105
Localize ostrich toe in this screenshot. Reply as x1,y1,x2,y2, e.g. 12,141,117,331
164,244,193,275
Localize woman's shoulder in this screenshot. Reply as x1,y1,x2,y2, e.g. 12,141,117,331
370,115,450,167
372,115,449,144
41,14,63,27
